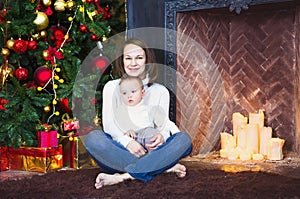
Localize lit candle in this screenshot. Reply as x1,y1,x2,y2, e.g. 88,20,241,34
239,150,252,161
220,132,236,150
237,125,247,150
267,138,285,160
252,153,264,160
246,124,259,154
219,149,228,158
227,148,239,160
259,126,272,155
249,109,264,128
232,112,248,137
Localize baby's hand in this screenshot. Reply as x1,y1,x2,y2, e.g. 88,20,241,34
124,130,137,139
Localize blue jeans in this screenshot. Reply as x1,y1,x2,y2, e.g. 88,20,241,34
84,130,192,182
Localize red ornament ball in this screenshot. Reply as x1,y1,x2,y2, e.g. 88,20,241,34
92,56,110,72
34,66,52,86
79,24,88,33
90,34,99,41
27,40,38,50
13,39,28,54
59,98,72,113
15,67,29,81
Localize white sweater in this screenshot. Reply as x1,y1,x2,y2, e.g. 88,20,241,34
102,79,179,147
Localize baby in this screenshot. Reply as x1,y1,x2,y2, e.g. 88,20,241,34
118,75,179,151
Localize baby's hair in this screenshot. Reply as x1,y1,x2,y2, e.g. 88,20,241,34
119,74,144,89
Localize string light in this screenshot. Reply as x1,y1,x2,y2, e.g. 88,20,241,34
46,7,79,123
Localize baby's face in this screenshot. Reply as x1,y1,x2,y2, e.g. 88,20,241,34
120,79,144,106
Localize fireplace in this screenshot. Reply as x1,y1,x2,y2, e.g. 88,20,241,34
164,0,300,155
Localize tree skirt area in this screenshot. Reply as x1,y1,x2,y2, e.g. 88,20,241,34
1,160,300,199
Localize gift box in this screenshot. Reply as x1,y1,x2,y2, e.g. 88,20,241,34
0,146,9,172
8,146,63,173
61,113,80,132
37,130,58,148
64,120,80,131
60,135,97,169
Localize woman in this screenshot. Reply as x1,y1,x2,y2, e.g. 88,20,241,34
85,38,192,189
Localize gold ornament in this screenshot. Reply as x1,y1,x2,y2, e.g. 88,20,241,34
43,0,52,6
79,5,84,13
33,12,49,31
91,10,98,17
32,33,41,40
1,48,10,56
102,36,107,42
40,30,47,38
93,115,101,126
0,62,14,87
6,39,15,49
44,106,51,112
54,0,66,12
42,50,49,59
65,0,76,10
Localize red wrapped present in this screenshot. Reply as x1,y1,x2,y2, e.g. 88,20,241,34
0,146,9,172
8,146,63,173
37,130,58,148
62,113,80,131
60,135,97,169
64,121,80,131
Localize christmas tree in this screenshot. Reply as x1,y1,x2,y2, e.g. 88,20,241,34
0,0,126,148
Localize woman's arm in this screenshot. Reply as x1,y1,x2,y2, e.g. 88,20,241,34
143,84,173,150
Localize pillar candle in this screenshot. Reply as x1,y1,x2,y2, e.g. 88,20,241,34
220,132,236,150
232,112,248,137
252,153,264,160
259,126,272,155
237,125,247,150
227,148,239,160
219,149,228,158
249,109,264,128
267,138,285,160
239,150,252,161
246,124,259,154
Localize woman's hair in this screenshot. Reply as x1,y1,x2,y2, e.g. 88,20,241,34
114,38,158,84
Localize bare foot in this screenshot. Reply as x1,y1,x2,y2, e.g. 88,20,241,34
166,163,187,178
95,173,134,189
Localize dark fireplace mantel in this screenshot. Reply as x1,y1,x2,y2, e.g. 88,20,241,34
164,0,300,155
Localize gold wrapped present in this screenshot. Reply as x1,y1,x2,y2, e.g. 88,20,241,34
8,145,63,173
60,135,98,169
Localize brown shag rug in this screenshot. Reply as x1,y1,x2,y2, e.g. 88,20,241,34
1,161,300,199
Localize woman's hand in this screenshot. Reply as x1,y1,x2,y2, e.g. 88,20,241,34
126,140,147,158
145,133,165,151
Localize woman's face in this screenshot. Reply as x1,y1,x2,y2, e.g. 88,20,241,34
123,44,146,78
